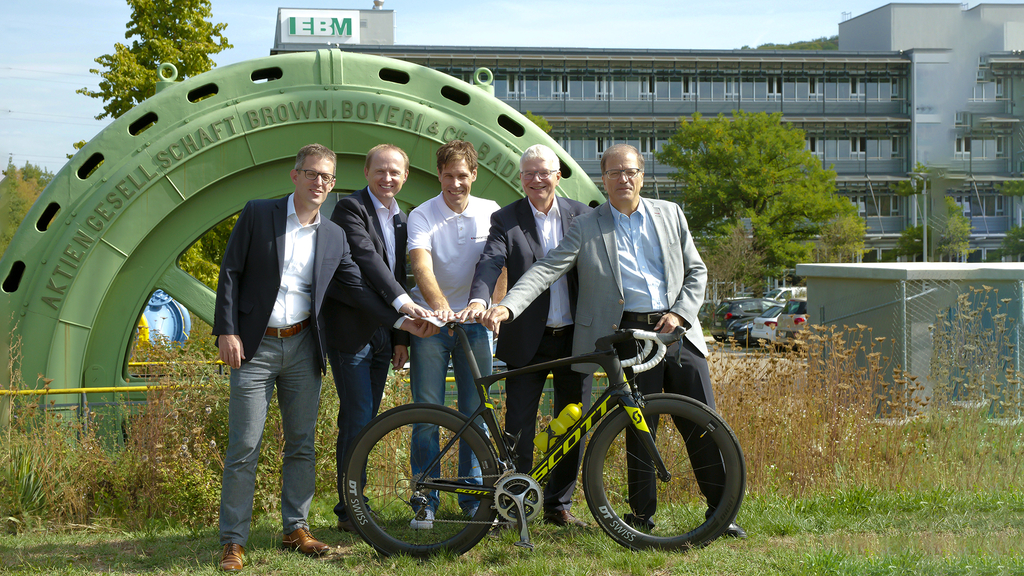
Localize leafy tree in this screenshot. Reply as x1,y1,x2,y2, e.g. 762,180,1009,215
816,212,866,262
936,197,972,262
894,224,924,261
524,111,552,134
178,216,237,290
1,159,53,257
1000,225,1024,261
78,0,232,120
657,111,849,276
700,223,766,298
745,36,839,51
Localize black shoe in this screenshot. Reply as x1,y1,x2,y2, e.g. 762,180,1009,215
623,513,655,531
336,517,357,533
543,509,588,527
722,523,747,539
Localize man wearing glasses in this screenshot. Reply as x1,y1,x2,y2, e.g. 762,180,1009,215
213,144,435,571
461,144,592,527
479,143,746,540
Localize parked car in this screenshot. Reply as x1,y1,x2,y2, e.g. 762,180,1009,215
765,286,806,302
710,298,778,342
748,304,785,346
698,301,715,330
776,298,809,345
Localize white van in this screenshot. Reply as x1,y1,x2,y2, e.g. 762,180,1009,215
765,286,806,302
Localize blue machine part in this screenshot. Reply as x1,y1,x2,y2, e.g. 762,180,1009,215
142,290,191,344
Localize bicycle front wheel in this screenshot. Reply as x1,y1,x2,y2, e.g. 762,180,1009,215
342,403,499,557
583,393,745,551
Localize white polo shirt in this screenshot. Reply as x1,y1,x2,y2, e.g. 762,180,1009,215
408,193,499,310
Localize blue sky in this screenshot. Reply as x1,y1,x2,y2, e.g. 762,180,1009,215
2,0,1018,174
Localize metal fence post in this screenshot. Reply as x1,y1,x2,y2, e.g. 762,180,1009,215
900,280,908,371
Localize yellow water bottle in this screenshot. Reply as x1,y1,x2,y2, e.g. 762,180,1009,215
534,403,583,451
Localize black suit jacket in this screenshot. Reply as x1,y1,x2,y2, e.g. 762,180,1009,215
470,196,592,367
212,196,397,373
323,187,409,353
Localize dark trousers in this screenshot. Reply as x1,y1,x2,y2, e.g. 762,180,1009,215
328,327,391,521
504,326,593,511
616,318,726,522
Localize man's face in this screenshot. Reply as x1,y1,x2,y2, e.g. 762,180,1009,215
438,158,477,213
290,155,335,214
601,149,644,213
519,156,560,213
365,148,409,206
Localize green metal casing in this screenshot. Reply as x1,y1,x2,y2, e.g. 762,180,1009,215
0,50,604,433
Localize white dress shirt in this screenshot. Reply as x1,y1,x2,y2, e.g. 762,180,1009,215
267,194,319,328
532,200,574,328
368,191,414,312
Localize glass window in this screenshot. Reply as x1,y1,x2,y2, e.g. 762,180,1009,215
523,76,539,98
656,77,669,100
611,76,627,100
493,77,508,99
583,76,597,99
569,76,583,99
539,75,553,99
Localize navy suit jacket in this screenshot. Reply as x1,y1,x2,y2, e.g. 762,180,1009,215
470,196,592,367
212,196,396,373
323,187,408,353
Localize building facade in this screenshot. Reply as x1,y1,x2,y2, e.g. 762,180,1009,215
272,3,1024,262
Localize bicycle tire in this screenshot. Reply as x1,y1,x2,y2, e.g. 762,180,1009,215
582,393,745,551
342,403,499,557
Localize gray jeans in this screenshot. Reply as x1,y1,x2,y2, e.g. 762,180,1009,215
219,326,322,546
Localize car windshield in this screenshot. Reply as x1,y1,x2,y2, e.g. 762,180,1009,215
760,305,784,318
765,288,784,299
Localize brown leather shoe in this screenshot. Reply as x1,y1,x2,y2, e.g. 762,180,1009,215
543,509,589,527
283,527,330,556
219,543,244,571
337,517,357,533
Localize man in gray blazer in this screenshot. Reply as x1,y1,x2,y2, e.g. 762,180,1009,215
479,143,745,539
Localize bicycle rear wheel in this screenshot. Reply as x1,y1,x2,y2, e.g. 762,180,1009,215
583,393,745,551
342,403,499,557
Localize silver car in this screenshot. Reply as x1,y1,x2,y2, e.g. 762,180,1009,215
749,304,784,346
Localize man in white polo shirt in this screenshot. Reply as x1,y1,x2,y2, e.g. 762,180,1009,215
406,140,501,528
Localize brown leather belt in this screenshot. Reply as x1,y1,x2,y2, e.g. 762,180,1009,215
621,311,666,326
265,318,310,338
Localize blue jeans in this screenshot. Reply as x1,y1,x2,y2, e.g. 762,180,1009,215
328,327,391,521
220,327,321,546
409,322,492,512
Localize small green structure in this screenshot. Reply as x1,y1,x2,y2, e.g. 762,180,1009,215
0,49,604,436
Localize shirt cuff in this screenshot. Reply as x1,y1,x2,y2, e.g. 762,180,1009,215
392,293,413,312
393,316,407,330
468,298,489,308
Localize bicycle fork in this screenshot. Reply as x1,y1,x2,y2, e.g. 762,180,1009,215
619,393,673,483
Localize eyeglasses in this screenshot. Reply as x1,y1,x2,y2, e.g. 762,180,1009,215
603,168,642,180
521,170,559,181
301,169,336,184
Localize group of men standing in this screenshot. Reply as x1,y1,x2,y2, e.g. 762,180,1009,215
211,139,743,571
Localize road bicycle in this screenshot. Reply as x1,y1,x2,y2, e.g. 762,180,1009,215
342,323,745,557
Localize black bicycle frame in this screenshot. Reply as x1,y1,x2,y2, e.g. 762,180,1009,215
411,324,672,498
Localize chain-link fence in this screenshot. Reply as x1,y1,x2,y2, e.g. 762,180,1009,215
814,278,1023,418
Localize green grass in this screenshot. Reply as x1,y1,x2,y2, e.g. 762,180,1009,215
2,489,1021,575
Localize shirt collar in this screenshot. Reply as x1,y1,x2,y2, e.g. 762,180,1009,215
531,197,560,219
287,193,321,228
610,197,646,223
368,188,399,218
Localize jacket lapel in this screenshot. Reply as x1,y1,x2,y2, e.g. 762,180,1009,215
516,199,544,261
360,188,388,257
597,203,624,297
273,196,288,279
648,201,680,293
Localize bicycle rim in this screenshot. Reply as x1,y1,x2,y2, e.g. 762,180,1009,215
342,403,498,557
583,394,745,550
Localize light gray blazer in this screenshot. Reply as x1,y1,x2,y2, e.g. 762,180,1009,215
500,198,709,374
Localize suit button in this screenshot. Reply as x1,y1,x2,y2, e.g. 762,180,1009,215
612,324,617,330
618,299,624,305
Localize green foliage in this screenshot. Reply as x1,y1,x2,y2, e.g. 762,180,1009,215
997,180,1024,196
895,224,923,260
936,197,972,261
701,223,766,297
893,163,930,197
77,0,232,120
524,111,552,134
657,110,848,276
1,159,53,258
816,212,867,262
177,216,237,289
1000,225,1024,260
747,35,840,51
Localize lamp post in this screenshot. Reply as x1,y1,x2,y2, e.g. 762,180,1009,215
910,171,928,262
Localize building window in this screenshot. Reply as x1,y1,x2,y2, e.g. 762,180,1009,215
767,76,782,99
596,76,611,100
725,78,738,100
807,137,823,158
808,79,818,95
890,78,900,98
596,137,606,155
640,76,654,100
955,136,972,159
996,77,1005,98
997,136,1007,158
891,137,901,158
954,111,969,126
849,77,861,98
851,137,866,158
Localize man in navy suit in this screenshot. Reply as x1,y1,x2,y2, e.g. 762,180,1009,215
324,144,434,532
461,144,593,527
213,144,434,571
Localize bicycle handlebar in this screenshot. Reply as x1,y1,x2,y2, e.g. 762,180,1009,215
596,328,683,375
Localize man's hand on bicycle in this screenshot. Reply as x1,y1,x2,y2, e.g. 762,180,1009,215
479,305,509,332
654,311,685,334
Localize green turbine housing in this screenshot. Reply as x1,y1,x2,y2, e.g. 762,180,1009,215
0,49,604,433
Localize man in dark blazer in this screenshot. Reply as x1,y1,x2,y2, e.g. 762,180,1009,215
212,144,433,571
480,144,746,540
461,144,593,527
323,144,433,532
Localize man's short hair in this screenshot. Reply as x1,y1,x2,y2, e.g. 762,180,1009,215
295,143,336,171
600,143,644,174
365,144,410,172
519,144,561,171
436,140,478,173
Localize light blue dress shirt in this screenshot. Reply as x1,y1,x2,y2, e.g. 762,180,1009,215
611,199,668,312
